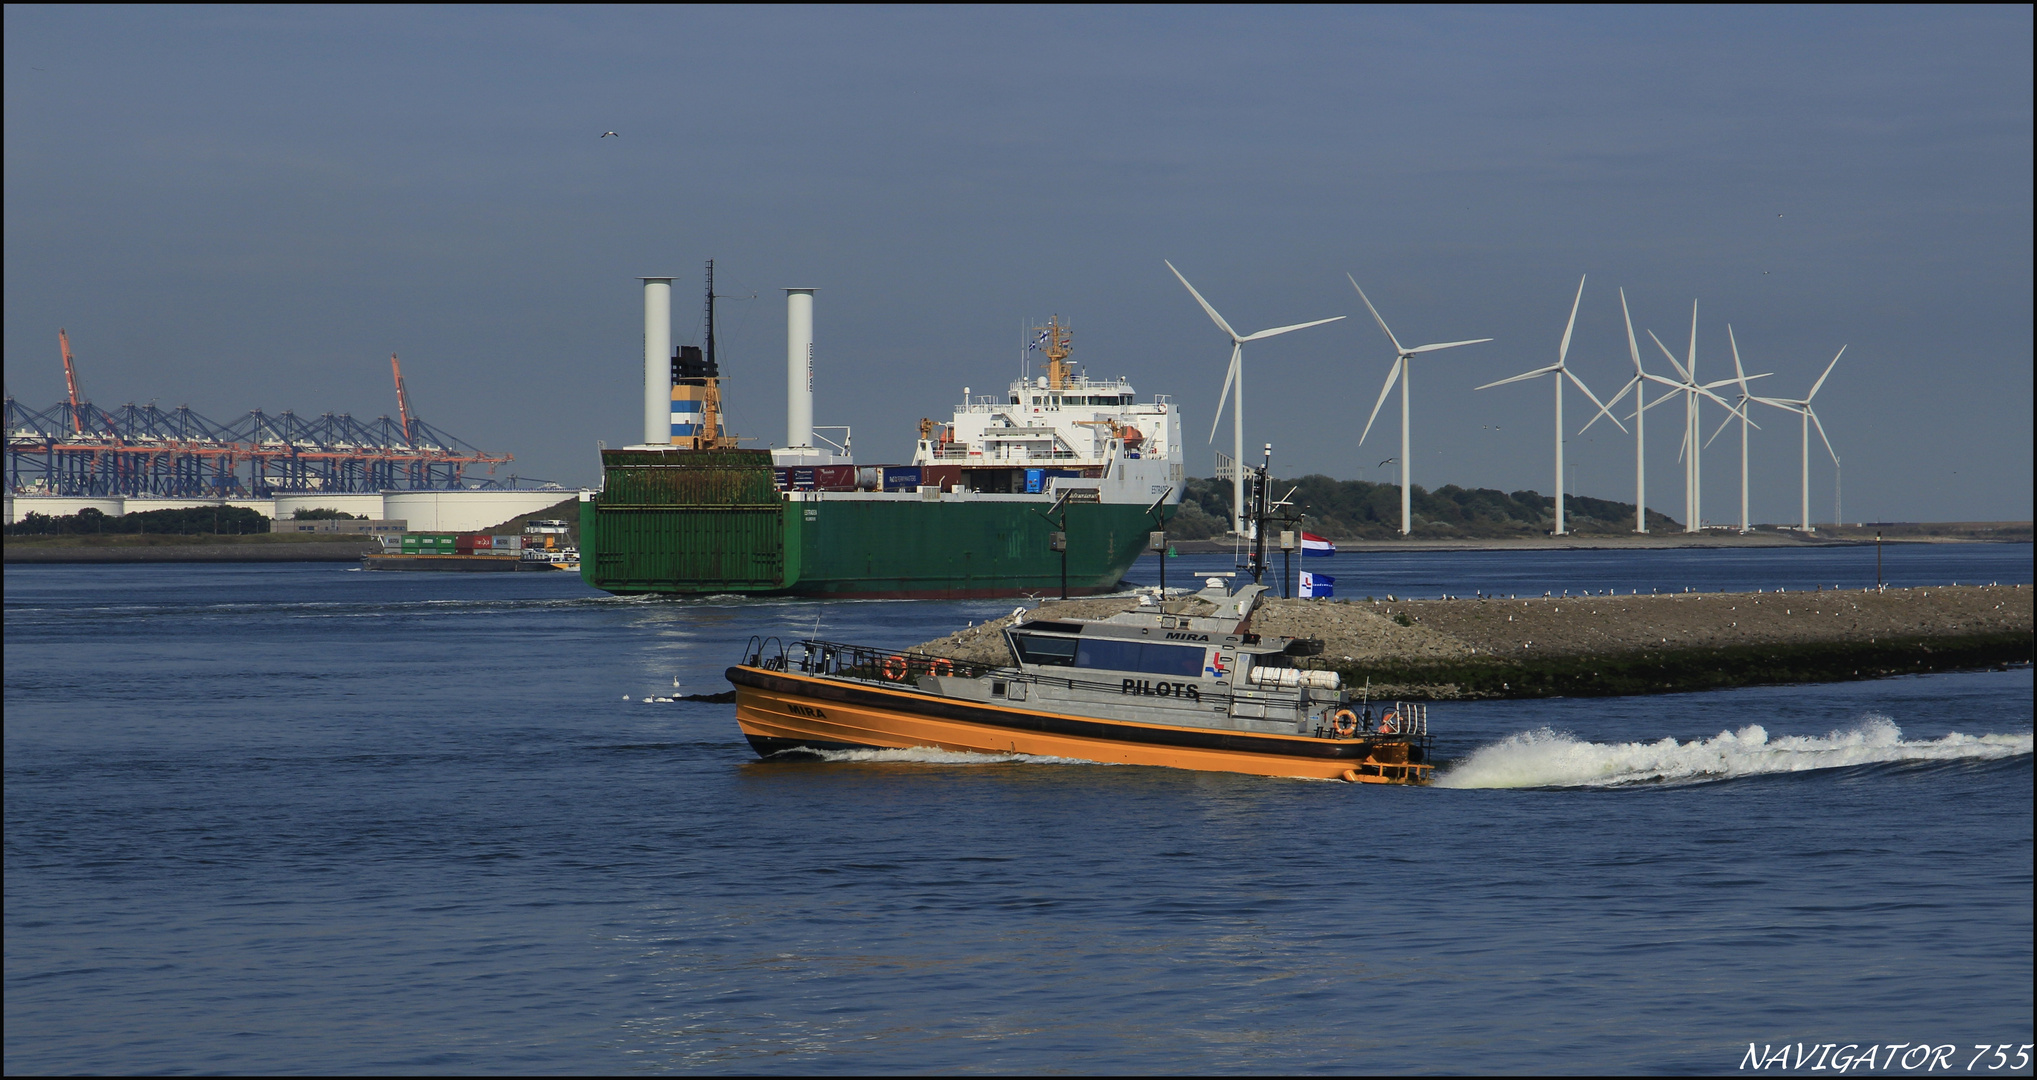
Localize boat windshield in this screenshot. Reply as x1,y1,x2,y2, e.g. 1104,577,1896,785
1075,639,1205,677
1011,632,1208,678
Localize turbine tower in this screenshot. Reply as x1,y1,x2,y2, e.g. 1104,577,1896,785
1701,326,1768,534
1351,276,1492,535
1749,347,1844,531
1476,276,1621,536
1165,261,1343,536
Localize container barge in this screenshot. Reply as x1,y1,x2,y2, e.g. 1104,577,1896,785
580,269,1184,598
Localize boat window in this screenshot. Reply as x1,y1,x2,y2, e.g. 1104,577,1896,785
1073,639,1206,677
1010,632,1079,666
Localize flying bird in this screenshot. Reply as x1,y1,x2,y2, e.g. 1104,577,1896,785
601,131,619,138
1378,458,1396,469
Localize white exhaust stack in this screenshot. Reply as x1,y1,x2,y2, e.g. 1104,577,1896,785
785,288,814,450
640,277,673,446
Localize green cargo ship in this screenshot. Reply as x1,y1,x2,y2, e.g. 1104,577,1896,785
581,308,1187,598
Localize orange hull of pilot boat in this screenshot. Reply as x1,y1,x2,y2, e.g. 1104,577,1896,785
726,577,1433,785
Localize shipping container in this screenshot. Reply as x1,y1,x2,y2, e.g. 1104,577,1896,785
921,464,963,491
881,466,922,491
815,464,858,490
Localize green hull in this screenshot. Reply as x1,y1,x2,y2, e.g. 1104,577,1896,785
580,449,1172,598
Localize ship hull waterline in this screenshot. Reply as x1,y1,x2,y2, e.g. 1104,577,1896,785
729,666,1431,784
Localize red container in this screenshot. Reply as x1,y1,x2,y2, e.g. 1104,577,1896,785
921,464,963,491
815,464,858,490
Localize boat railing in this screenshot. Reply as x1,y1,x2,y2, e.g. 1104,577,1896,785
772,638,1002,683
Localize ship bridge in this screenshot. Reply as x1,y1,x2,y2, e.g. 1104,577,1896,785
911,318,1180,474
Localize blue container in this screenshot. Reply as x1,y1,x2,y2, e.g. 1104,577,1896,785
1027,468,1083,494
882,466,922,491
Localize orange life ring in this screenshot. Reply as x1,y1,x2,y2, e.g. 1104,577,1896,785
1332,709,1358,737
882,655,908,681
929,658,953,678
1377,711,1400,734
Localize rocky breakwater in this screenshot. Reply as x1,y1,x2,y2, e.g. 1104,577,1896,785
915,585,2033,700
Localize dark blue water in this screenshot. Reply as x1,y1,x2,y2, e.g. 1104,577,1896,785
6,546,2032,1074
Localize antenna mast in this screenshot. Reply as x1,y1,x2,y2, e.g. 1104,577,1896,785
703,258,717,376
59,329,84,434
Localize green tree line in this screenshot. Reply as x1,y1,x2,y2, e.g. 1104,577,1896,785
1165,476,1681,540
5,506,271,536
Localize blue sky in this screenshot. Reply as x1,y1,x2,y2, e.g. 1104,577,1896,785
5,6,2030,521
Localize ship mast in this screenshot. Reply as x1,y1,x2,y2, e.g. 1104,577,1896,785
1035,316,1074,390
668,259,738,450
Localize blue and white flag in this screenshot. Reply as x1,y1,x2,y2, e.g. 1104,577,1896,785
1301,531,1335,556
1299,571,1334,598
1027,329,1051,352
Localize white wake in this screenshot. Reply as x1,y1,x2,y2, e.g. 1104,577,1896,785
1436,716,2033,790
805,746,1105,767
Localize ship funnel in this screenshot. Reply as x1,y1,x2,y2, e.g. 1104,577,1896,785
785,288,814,450
641,277,673,446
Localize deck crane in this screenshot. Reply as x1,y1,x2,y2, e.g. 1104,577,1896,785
390,353,416,446
59,329,85,434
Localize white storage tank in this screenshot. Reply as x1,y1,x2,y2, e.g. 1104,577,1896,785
272,493,385,521
124,497,245,516
7,495,125,523
381,490,580,533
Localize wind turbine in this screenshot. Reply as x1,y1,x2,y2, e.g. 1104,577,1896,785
1580,289,1652,532
1351,276,1491,535
1166,261,1344,536
1642,303,1756,533
1590,298,1756,534
1749,347,1843,532
1701,326,1768,534
1476,275,1621,536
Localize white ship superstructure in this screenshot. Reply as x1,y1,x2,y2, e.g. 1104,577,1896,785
910,318,1185,506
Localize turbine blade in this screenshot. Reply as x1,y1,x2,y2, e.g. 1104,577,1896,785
1241,315,1345,341
1564,368,1625,432
1677,425,1689,463
1806,345,1845,401
1407,337,1493,354
1694,384,1750,423
1165,260,1241,342
1476,364,1561,391
1703,407,1734,448
1648,329,1691,382
1347,276,1406,357
1728,324,1752,396
1643,386,1681,413
1580,375,1637,434
1685,299,1699,381
1358,356,1402,446
1619,287,1645,374
1208,344,1239,444
1557,274,1586,367
1808,407,1838,464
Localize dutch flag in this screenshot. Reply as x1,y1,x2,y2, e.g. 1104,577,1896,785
1301,531,1335,556
1299,571,1334,598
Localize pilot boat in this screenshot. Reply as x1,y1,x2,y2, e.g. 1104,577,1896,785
725,576,1432,783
